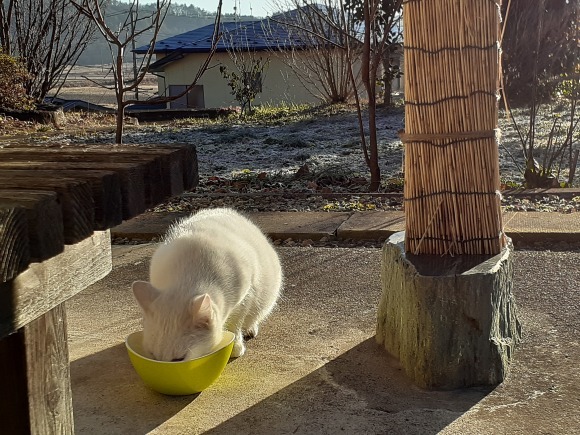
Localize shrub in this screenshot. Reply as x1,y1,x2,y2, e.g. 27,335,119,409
0,52,34,110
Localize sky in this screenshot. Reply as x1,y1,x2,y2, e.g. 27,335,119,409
178,0,277,18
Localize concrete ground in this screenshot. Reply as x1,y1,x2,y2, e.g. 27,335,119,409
67,236,580,434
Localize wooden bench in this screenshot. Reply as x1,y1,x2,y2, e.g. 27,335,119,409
0,143,198,434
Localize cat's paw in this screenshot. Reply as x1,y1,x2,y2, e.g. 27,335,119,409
243,324,259,341
231,339,246,358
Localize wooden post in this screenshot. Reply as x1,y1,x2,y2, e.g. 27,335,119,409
401,0,504,256
0,231,112,433
0,304,74,434
377,0,521,389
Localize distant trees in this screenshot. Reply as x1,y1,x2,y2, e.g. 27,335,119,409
0,0,96,104
71,0,172,143
269,1,361,104
501,0,579,104
72,0,223,143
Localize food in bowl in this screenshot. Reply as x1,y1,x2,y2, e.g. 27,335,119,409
125,330,235,395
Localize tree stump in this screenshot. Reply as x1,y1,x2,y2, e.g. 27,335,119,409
376,232,521,390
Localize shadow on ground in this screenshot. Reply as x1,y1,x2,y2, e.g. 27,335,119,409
68,246,580,434
206,337,491,435
71,343,195,434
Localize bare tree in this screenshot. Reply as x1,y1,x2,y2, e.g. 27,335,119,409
268,0,401,191
345,0,403,106
0,0,96,103
340,0,402,191
71,0,223,144
268,1,361,104
501,0,580,187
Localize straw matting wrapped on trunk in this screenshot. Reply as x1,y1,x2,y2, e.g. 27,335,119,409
402,0,505,255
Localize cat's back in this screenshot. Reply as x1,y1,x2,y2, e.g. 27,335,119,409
166,208,269,248
151,208,278,290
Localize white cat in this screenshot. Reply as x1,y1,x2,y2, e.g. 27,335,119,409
132,207,283,361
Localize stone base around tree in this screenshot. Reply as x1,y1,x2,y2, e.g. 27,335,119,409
376,232,522,390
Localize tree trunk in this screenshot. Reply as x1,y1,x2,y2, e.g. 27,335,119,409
115,103,125,145
368,85,381,192
382,55,393,106
115,51,125,144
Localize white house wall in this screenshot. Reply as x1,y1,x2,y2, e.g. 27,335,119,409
158,51,325,108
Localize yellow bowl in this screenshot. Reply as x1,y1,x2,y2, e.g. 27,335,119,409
125,330,235,395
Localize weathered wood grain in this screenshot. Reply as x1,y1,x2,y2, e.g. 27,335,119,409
25,303,74,434
0,161,147,219
0,150,165,207
0,144,199,203
0,230,112,339
0,191,64,262
0,177,94,244
0,170,121,230
0,207,30,283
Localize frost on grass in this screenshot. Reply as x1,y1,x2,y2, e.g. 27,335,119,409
30,104,571,193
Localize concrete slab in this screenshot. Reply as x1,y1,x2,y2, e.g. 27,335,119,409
111,211,353,242
112,210,580,247
337,211,405,240
67,245,580,434
251,211,352,240
111,212,188,240
503,211,580,243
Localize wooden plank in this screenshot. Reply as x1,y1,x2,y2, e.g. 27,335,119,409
0,207,30,283
0,144,199,201
0,230,112,339
0,191,64,262
151,148,185,197
179,145,199,189
0,304,74,434
0,169,122,230
25,303,74,434
0,177,94,244
0,161,147,219
0,150,166,208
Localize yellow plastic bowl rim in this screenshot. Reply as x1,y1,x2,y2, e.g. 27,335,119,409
125,330,235,363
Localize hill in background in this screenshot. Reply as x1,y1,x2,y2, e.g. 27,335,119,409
77,1,256,65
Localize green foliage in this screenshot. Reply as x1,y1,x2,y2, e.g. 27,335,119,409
220,57,270,114
556,72,580,100
245,103,313,124
383,176,404,192
0,52,34,110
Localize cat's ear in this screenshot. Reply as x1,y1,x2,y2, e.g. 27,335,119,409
132,281,160,313
189,294,214,328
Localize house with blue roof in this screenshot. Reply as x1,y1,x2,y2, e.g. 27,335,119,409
134,12,359,109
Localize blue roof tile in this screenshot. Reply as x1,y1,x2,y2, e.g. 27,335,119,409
134,17,312,54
